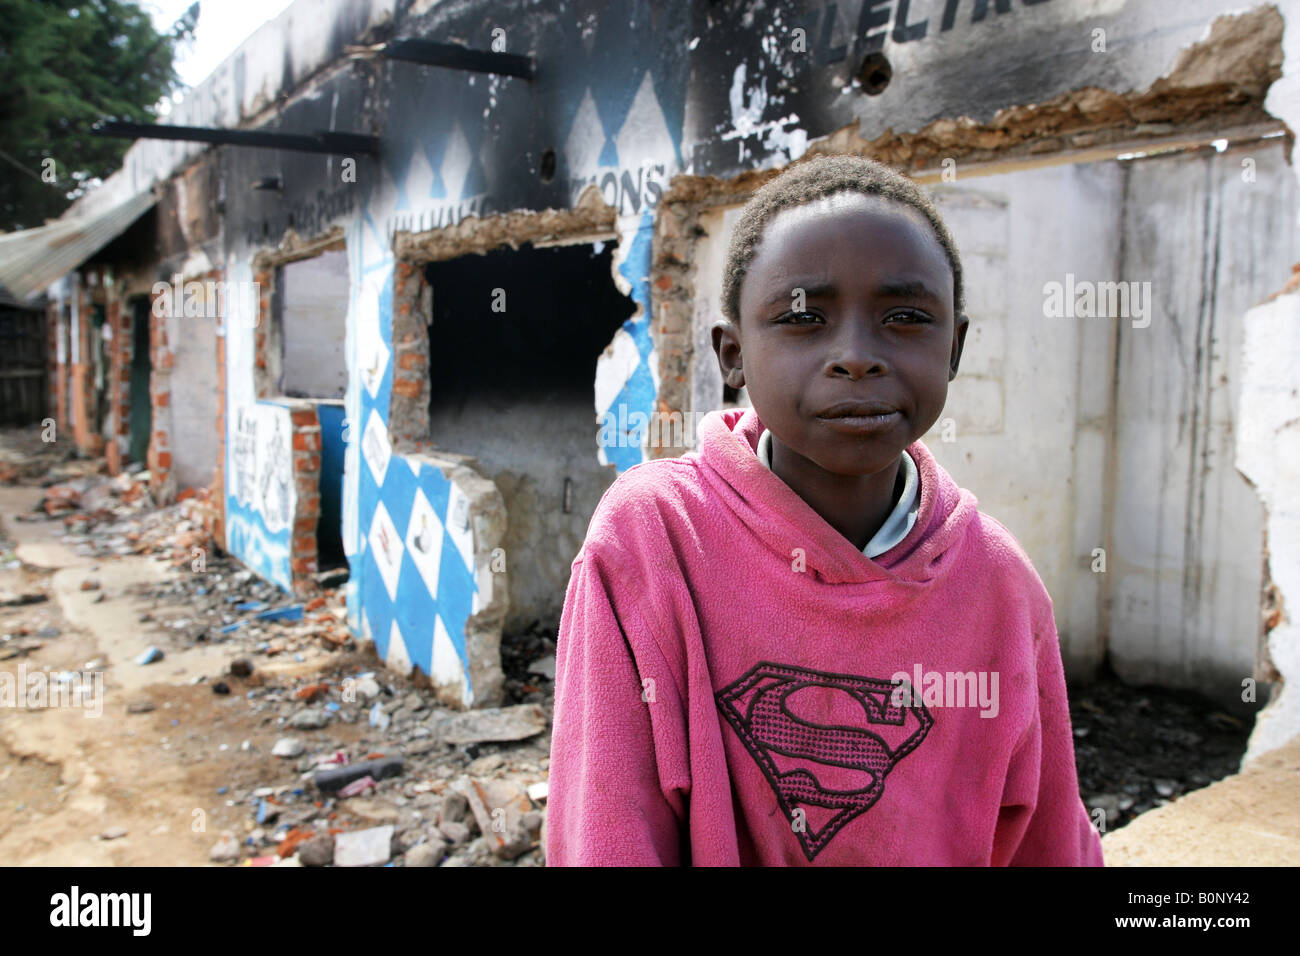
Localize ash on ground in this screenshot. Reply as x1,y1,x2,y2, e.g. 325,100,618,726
1070,667,1253,833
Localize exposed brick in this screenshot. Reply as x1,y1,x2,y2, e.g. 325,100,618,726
393,378,421,399
156,451,172,469
292,534,315,554
292,430,321,451
290,409,317,426
396,352,425,371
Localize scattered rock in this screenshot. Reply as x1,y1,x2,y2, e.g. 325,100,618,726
289,708,329,730
427,704,548,745
229,658,254,678
210,834,240,863
491,824,533,861
467,753,505,776
345,798,400,824
126,700,155,714
298,834,334,866
405,842,443,867
272,737,305,758
526,654,556,679
80,579,101,591
438,821,471,846
439,790,470,827
100,826,128,840
333,825,394,867
212,681,230,695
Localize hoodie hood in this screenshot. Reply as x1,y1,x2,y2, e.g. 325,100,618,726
695,407,978,586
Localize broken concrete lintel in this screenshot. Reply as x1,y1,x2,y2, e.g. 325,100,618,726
404,450,508,710
392,187,616,263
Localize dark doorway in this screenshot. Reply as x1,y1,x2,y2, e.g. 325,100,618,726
0,300,47,425
128,297,152,464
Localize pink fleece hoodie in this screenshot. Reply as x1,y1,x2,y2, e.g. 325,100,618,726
547,407,1103,866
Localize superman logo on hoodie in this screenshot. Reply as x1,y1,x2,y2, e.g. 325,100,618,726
716,661,934,861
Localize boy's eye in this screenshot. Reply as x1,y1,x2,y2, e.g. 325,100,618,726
885,310,931,325
776,311,823,325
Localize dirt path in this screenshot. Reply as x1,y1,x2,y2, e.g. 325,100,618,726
0,487,352,866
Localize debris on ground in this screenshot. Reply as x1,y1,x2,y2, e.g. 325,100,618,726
1071,668,1251,832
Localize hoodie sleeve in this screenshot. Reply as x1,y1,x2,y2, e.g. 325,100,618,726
992,606,1105,867
546,550,686,866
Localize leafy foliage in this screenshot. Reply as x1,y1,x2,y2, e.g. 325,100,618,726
0,0,198,230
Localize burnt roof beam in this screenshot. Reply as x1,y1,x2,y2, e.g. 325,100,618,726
90,121,382,157
379,39,534,80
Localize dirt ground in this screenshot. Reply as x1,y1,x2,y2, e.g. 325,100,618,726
0,484,373,865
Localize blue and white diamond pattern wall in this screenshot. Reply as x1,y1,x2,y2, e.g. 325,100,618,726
387,620,412,676
615,72,676,177
433,613,471,708
445,483,474,581
361,409,391,486
564,89,605,181
405,487,444,597
596,211,658,471
367,500,403,601
441,121,476,203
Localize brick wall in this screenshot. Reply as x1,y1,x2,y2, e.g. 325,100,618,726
389,260,431,453
147,286,175,503
105,292,129,475
288,402,322,594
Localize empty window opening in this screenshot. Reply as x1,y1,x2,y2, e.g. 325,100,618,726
423,240,635,638
274,249,349,400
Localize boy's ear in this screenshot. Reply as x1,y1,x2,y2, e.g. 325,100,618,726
712,319,746,390
949,312,970,381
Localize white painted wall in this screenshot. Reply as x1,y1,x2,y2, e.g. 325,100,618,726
167,310,220,489
1109,142,1295,694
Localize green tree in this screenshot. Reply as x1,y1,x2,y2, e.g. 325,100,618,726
0,0,198,231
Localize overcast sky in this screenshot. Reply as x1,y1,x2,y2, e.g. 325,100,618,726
145,0,297,90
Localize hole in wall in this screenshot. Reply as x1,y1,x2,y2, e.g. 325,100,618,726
421,239,635,642
857,52,892,95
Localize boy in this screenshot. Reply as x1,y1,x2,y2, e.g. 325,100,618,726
546,155,1103,866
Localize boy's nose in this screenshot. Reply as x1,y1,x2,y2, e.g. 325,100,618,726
825,323,887,379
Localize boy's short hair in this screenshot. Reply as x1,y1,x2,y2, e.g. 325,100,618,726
721,154,965,324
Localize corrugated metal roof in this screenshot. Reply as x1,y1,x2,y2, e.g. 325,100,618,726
0,190,158,303
0,283,44,310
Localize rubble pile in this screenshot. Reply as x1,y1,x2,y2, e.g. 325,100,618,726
0,425,77,485
196,657,552,867
127,553,355,658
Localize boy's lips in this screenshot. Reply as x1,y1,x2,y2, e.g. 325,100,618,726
814,400,901,434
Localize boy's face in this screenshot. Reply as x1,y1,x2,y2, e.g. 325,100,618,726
717,192,967,479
